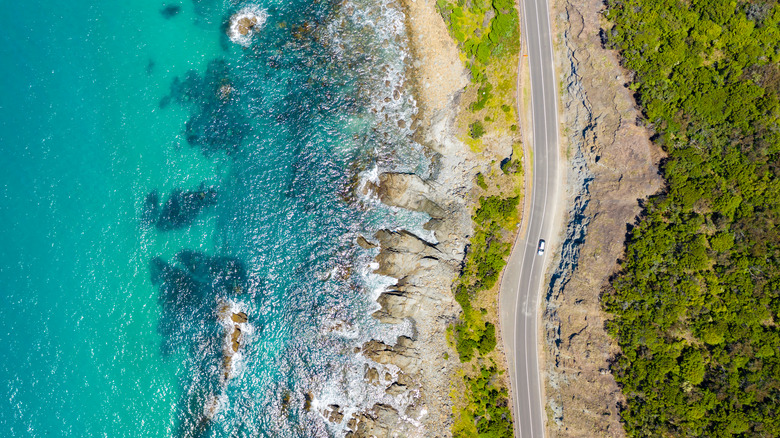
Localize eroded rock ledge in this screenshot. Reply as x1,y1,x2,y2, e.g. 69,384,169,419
345,105,478,437
339,0,478,435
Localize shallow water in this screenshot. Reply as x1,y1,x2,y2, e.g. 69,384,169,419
0,1,429,436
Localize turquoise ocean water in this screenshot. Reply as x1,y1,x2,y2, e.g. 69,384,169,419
0,1,431,436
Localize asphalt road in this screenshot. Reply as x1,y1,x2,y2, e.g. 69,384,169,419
498,0,560,436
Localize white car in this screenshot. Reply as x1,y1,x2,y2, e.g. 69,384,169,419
537,239,545,256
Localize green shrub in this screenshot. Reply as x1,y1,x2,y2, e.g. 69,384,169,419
470,120,486,139
500,159,521,174
477,323,497,354
474,195,519,226
452,195,519,361
476,172,488,189
456,363,514,437
472,81,494,111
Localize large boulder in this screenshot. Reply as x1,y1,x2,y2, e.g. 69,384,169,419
375,173,447,219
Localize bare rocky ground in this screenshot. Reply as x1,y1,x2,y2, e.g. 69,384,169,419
542,0,665,436
343,0,476,436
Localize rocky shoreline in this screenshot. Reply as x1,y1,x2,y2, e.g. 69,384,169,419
340,0,482,436
542,0,663,435
346,80,474,437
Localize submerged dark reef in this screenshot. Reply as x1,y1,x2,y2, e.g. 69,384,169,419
160,4,182,19
139,0,421,435
160,185,217,230
141,184,217,231
160,59,250,158
141,184,218,231
151,249,260,438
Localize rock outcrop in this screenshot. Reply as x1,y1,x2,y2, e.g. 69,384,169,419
218,304,250,382
349,135,475,436
340,0,486,436
345,45,477,438
373,173,447,219
227,6,267,47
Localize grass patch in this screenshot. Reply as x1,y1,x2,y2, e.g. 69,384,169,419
447,191,520,437
476,172,489,190
438,0,521,150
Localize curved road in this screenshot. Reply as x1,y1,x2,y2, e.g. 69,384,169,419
499,0,560,436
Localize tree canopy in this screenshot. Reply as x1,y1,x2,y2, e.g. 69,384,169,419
604,0,780,436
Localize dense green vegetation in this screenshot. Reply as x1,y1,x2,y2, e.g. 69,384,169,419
446,193,519,437
452,363,514,438
436,2,522,435
470,120,487,139
603,0,780,436
476,172,489,189
436,0,520,81
437,0,520,148
453,195,519,362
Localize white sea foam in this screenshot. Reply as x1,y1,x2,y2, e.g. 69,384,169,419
216,299,253,381
356,165,380,203
315,351,424,437
286,0,437,433
228,5,268,47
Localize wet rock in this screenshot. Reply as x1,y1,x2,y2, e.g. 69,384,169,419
374,173,446,219
373,290,416,324
345,404,401,438
344,1,482,434
217,83,233,102
325,404,345,423
231,312,248,323
385,382,406,396
281,391,292,412
375,229,439,255
231,326,241,352
227,6,267,46
361,336,418,371
372,229,453,280
422,217,443,231
236,16,258,36
151,251,249,358
396,372,415,387
356,235,377,249
364,366,380,385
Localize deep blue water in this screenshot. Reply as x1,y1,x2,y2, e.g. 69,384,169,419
0,1,429,436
